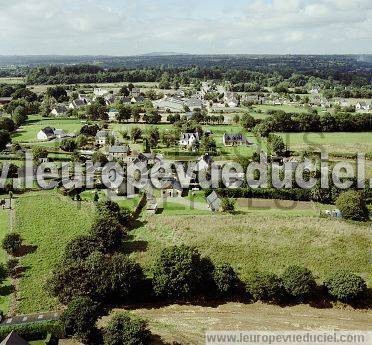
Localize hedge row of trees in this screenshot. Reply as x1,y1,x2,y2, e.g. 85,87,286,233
240,110,372,137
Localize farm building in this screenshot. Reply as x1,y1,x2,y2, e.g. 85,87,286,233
51,104,68,117
160,178,183,198
37,127,56,141
95,130,109,146
223,133,250,146
108,145,131,160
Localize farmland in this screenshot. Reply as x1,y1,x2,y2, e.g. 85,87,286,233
129,210,372,284
13,191,94,313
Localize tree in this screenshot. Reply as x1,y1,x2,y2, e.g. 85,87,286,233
60,139,77,152
0,118,16,132
200,136,217,155
233,114,240,124
213,264,239,298
2,233,23,255
161,130,179,148
60,296,101,343
132,107,141,123
145,127,160,148
0,263,8,284
46,86,68,102
268,134,285,156
247,272,284,303
281,266,316,301
96,200,131,225
130,127,142,143
221,198,235,213
0,130,11,151
152,245,208,299
143,109,161,124
240,113,256,131
11,106,28,127
64,235,98,262
335,191,369,222
325,270,367,303
89,213,125,253
103,312,151,345
92,151,109,166
31,146,48,161
117,104,132,123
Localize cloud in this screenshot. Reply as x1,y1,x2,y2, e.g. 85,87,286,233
0,0,370,54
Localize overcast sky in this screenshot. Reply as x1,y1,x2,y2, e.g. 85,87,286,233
0,0,371,55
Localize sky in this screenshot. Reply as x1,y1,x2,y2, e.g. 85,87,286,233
0,0,371,55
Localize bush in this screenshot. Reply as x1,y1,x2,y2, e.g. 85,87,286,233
96,200,132,225
246,272,284,303
89,213,125,253
213,264,239,298
281,266,316,301
152,245,209,300
2,233,23,255
221,198,236,213
336,191,369,221
6,258,18,278
63,235,98,261
0,321,62,341
103,312,151,345
60,296,101,342
325,270,367,303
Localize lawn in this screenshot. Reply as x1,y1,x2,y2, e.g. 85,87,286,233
129,212,372,285
12,116,85,143
0,210,12,314
278,132,372,155
14,190,95,313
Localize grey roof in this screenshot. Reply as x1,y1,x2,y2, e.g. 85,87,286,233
54,129,66,136
41,127,56,137
53,104,68,113
206,191,221,211
0,331,29,345
96,130,108,138
223,133,247,143
180,133,199,141
161,178,183,191
109,145,130,154
72,99,86,106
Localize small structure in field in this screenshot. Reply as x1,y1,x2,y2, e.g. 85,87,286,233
324,209,342,218
206,191,222,212
223,133,250,146
37,127,56,141
160,179,183,198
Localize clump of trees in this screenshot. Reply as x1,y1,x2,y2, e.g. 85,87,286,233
336,191,369,222
2,233,23,255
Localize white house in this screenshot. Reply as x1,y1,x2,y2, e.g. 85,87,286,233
356,102,370,111
51,104,68,117
37,127,56,141
93,88,109,97
108,110,118,122
179,132,199,150
95,130,109,146
224,92,239,107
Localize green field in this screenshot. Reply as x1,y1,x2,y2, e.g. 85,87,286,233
130,211,372,285
278,132,372,155
12,116,84,143
0,210,12,314
14,190,94,313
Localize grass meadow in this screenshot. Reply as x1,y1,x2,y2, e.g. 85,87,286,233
0,210,12,314
130,211,372,285
14,190,94,313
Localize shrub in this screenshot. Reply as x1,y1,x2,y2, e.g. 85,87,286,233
96,200,132,225
63,235,98,261
60,296,101,343
281,266,316,301
0,321,62,341
213,264,239,298
89,213,125,253
152,245,208,300
246,272,284,303
336,191,369,221
2,233,23,255
103,312,151,345
6,258,18,278
221,198,236,213
325,270,367,303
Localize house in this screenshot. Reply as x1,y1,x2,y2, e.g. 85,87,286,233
95,130,109,146
54,129,67,139
196,153,213,171
224,92,239,107
131,96,145,104
206,191,222,212
0,331,29,345
160,178,183,198
121,97,132,104
37,127,56,141
179,132,199,150
93,88,109,97
108,145,131,160
223,133,250,146
104,94,116,106
69,99,86,109
131,88,141,97
356,102,370,111
108,110,118,122
51,104,68,117
0,97,13,105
